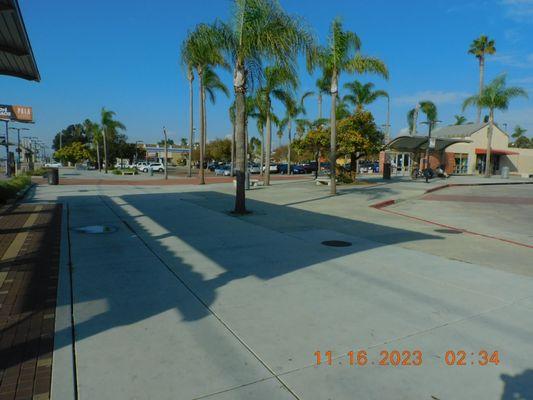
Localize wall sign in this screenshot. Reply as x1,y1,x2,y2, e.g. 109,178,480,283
0,105,33,122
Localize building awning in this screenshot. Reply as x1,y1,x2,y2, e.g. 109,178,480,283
386,135,471,153
0,0,40,81
475,148,519,156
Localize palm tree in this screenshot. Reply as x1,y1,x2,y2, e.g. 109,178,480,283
315,74,331,119
100,108,125,173
181,23,227,184
203,65,229,159
343,80,388,112
468,35,496,123
83,119,102,171
309,18,388,194
260,65,298,185
184,66,194,177
407,104,420,135
454,115,467,125
463,74,527,176
216,0,314,213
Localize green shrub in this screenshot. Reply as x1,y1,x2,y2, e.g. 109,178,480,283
0,176,31,203
24,168,47,177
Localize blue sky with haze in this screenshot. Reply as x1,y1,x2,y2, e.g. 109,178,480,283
2,0,532,147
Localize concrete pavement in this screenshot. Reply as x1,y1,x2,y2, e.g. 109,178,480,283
27,178,533,400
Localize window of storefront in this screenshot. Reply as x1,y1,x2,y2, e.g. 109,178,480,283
453,153,468,174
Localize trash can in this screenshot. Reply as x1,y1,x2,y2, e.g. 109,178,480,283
149,167,154,177
382,163,391,180
501,166,509,179
47,168,59,185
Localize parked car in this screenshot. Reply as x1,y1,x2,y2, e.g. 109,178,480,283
214,165,231,176
142,162,165,173
135,161,149,170
262,164,278,173
277,164,306,174
44,162,62,168
248,164,260,174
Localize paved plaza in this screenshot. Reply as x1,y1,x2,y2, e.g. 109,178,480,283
5,175,533,400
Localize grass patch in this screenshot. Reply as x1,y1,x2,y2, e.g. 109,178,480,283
24,167,47,177
0,176,31,204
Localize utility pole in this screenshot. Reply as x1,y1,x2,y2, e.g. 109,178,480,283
163,127,168,180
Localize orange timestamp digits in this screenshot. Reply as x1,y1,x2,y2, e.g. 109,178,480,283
444,350,500,366
314,350,423,367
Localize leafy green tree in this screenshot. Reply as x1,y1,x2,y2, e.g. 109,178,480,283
54,142,92,165
158,138,175,146
293,124,330,178
468,35,496,123
343,80,388,112
216,0,314,213
463,74,528,176
83,119,102,170
181,23,227,184
52,123,87,150
309,18,388,194
337,111,384,179
206,138,232,161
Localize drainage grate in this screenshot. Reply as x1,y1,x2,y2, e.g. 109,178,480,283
74,225,117,234
321,240,352,247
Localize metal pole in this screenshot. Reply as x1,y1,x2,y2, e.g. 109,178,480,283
4,120,10,177
17,128,21,173
163,127,168,180
102,128,108,173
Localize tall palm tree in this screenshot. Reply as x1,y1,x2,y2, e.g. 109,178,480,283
343,80,388,112
216,0,314,213
463,74,527,177
407,104,420,135
260,65,298,185
185,66,195,177
100,108,125,174
203,65,229,162
83,119,102,171
315,74,331,119
181,23,227,184
454,115,467,125
468,35,496,123
309,18,388,194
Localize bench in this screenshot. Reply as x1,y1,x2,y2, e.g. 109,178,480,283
121,171,136,175
316,177,331,186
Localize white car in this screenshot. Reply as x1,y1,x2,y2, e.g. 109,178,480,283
142,162,165,173
248,164,260,174
214,165,231,176
44,162,62,168
135,162,149,170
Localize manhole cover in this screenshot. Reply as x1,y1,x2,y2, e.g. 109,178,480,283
74,225,117,234
434,229,463,234
321,240,352,247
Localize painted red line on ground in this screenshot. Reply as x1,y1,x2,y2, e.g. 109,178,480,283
378,207,533,249
370,199,396,209
423,194,533,205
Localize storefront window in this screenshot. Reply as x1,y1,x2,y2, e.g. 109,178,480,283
453,153,468,174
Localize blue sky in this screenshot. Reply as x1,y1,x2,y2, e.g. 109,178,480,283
2,0,533,148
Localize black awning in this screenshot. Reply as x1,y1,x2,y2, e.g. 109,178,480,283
0,0,40,81
386,135,471,153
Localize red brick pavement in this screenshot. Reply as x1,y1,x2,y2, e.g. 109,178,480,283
0,204,62,400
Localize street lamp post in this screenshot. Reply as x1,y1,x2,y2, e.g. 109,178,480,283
163,128,168,180
3,120,10,177
9,127,29,175
420,119,441,183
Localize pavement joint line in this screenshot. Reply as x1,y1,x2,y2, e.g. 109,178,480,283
98,192,303,400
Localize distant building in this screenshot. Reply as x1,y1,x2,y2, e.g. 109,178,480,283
384,123,533,177
141,144,188,165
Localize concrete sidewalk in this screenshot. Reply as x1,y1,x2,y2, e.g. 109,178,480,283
29,182,533,400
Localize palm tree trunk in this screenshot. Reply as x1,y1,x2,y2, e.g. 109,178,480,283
318,94,322,119
233,64,247,214
188,77,194,178
102,129,108,174
477,58,484,124
230,121,235,176
265,102,272,186
287,119,292,176
485,109,494,177
96,141,101,171
198,69,205,185
260,128,264,177
330,72,338,195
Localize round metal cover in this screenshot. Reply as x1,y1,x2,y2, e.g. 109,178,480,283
321,240,352,247
75,225,117,234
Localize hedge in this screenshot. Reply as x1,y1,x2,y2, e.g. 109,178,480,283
0,176,31,204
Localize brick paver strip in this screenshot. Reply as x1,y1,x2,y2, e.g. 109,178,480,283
0,204,62,400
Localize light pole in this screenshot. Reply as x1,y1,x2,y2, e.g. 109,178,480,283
2,119,10,177
9,126,29,175
163,127,168,180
